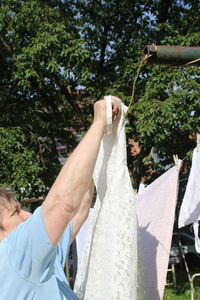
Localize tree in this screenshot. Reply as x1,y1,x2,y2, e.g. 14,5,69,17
74,0,200,189
128,3,200,187
0,0,199,197
0,0,91,195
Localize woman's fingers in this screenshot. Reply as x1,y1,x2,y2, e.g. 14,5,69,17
111,96,122,119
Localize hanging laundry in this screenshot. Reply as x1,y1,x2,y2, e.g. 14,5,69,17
178,148,200,228
74,97,144,300
75,208,93,262
136,160,182,300
193,221,200,254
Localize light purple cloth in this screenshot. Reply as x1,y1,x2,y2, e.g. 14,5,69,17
136,161,181,300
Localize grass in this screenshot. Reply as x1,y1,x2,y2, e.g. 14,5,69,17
163,266,200,300
164,285,200,300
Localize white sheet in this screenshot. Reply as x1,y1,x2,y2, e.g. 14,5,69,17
178,148,200,228
136,161,182,300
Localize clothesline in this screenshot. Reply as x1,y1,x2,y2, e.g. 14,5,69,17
125,55,148,117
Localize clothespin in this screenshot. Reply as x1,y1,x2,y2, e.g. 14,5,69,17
173,154,179,170
197,133,200,151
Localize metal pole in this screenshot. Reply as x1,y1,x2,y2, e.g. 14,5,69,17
144,45,200,67
178,240,195,300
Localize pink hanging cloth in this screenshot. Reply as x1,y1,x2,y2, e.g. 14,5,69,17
136,160,182,300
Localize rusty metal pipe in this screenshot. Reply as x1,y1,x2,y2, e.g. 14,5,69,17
144,45,200,67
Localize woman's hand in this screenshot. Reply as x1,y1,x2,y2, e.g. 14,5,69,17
93,96,122,129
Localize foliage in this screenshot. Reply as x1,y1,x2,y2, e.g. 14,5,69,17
0,126,46,194
75,0,200,191
0,0,199,196
0,0,91,195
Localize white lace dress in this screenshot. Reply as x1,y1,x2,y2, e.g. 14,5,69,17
74,99,144,300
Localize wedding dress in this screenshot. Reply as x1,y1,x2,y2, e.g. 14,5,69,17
74,96,144,300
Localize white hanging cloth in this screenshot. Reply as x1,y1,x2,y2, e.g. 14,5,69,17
75,208,93,262
74,97,144,300
178,147,200,228
193,221,200,253
136,160,182,300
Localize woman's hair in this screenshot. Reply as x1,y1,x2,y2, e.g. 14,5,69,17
0,187,17,211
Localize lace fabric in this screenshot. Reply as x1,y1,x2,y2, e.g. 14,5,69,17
74,104,144,300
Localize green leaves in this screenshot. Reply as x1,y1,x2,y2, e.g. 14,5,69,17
0,0,90,194
0,127,45,195
0,0,199,195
